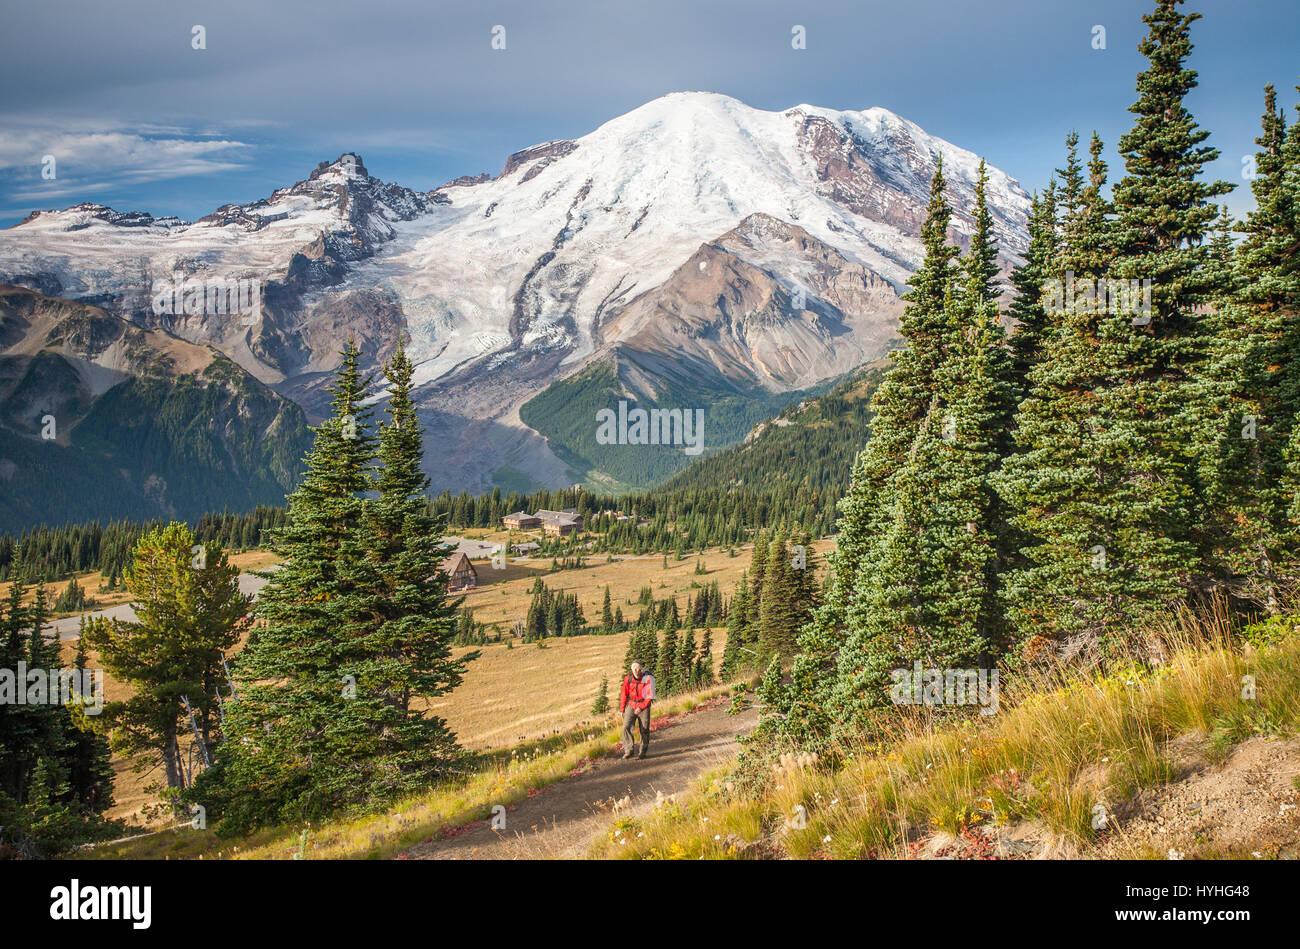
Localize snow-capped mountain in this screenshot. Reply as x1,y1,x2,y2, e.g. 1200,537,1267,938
0,92,1030,495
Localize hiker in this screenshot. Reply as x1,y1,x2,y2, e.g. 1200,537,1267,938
619,660,655,759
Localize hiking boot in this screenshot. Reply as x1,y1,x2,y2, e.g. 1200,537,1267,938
622,751,633,759
637,752,647,759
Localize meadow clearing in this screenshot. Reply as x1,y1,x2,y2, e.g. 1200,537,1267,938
48,538,831,826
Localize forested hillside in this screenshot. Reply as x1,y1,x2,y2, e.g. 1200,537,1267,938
658,364,885,495
519,357,834,490
0,286,311,533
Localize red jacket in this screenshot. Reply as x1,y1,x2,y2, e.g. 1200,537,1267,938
620,672,655,713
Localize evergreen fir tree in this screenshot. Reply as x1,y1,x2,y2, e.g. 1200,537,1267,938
64,629,114,816
591,675,610,715
621,628,637,676
0,575,37,802
748,532,769,626
994,1,1232,658
658,626,680,694
827,160,1013,721
1203,84,1300,607
677,628,698,691
696,627,715,686
756,534,800,664
785,158,962,726
211,340,381,830
339,339,473,801
1109,0,1234,580
720,573,750,679
1008,185,1059,401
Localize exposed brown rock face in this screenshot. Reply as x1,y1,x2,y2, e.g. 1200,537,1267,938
500,140,579,181
792,112,930,235
607,214,902,392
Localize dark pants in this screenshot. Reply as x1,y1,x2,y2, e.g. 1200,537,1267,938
622,704,651,757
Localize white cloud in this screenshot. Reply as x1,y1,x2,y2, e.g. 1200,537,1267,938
0,117,253,202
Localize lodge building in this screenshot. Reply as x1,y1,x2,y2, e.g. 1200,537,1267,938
501,509,583,535
535,510,583,536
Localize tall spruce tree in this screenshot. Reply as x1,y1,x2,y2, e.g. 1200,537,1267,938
64,630,114,818
1203,84,1300,608
696,627,715,686
1109,0,1233,580
1009,182,1059,401
0,577,35,801
720,573,750,679
677,628,698,692
756,534,802,664
340,340,473,800
783,159,962,726
659,626,680,694
601,585,615,634
1274,87,1300,551
993,0,1234,659
211,340,381,830
829,160,1013,720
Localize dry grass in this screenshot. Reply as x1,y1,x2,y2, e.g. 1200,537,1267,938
589,613,1300,860
59,544,774,827
428,630,727,750
456,540,831,632
78,683,734,861
3,549,279,617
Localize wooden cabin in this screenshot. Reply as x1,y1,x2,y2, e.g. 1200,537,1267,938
441,551,478,591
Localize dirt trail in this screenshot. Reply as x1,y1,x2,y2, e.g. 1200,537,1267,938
403,700,760,860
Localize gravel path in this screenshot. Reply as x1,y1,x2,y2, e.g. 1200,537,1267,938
403,699,760,859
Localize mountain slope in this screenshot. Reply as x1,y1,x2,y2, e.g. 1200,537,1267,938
519,357,835,491
0,92,1030,498
656,362,885,497
0,285,310,532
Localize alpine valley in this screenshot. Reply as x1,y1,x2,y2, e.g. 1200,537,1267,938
0,92,1030,526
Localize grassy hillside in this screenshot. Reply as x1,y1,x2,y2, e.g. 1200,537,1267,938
80,681,737,861
53,542,783,826
588,611,1300,860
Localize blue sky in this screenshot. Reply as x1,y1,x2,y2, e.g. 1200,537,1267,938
1,0,1297,227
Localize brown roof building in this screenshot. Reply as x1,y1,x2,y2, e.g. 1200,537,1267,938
502,511,541,530
441,551,477,591
535,509,582,536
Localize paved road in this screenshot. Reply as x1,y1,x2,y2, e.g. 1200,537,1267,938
46,572,271,642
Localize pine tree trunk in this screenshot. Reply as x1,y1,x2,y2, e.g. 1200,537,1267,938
163,724,186,816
